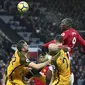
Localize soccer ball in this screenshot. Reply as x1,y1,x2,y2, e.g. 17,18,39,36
17,1,29,13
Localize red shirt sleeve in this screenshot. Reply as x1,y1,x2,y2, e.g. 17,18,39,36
77,32,85,52
43,40,56,48
77,32,85,46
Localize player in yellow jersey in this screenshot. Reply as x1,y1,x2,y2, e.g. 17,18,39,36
5,40,50,85
47,43,71,85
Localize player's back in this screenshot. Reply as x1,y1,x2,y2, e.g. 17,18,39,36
6,50,25,79
61,28,79,52
53,49,70,85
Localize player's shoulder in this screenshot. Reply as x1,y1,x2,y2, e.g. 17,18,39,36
62,28,78,35
14,50,18,56
61,31,68,37
70,28,77,33
61,29,70,37
70,28,79,36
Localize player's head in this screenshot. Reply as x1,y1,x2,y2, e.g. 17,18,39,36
48,43,60,56
17,40,28,52
60,18,73,32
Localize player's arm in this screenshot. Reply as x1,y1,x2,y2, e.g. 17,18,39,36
2,73,6,85
48,65,55,85
28,61,50,70
77,33,85,45
49,71,54,85
19,52,50,70
20,55,50,70
39,58,48,63
77,32,85,52
58,45,71,52
43,36,63,48
43,35,70,52
43,40,57,48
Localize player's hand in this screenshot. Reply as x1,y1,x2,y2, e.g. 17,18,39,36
45,60,51,65
58,45,71,52
45,53,52,60
24,67,32,69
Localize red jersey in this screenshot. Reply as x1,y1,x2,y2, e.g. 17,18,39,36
33,78,46,85
61,28,85,53
43,28,85,54
33,66,49,85
43,40,56,48
39,66,49,77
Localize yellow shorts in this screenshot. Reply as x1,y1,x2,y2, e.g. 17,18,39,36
6,79,25,85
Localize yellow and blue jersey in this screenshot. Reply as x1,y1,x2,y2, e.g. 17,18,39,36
51,49,71,85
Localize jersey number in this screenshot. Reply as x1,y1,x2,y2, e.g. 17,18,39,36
63,58,68,68
72,37,76,44
11,55,16,65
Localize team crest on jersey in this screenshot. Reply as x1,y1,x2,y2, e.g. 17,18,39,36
26,59,30,63
61,33,65,36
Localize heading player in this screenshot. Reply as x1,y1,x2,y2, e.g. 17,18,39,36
43,18,85,85
44,18,85,55
60,18,85,54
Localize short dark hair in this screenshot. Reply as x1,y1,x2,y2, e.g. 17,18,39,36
61,18,73,28
17,40,26,52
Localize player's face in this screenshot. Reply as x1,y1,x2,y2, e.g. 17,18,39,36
39,55,44,62
60,23,67,32
22,42,29,52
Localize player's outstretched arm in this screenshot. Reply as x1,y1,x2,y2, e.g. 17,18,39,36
44,40,57,47
28,61,50,70
58,45,71,52
2,73,6,85
77,32,85,46
49,71,54,85
48,66,55,85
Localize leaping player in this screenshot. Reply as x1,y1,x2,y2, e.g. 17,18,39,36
44,18,85,85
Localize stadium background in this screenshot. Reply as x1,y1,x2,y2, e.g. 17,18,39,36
0,0,85,85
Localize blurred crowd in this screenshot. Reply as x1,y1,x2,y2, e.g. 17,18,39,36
71,47,85,85
0,0,85,85
0,0,85,42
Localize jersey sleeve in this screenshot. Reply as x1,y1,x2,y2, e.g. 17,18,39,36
43,40,56,48
77,32,85,46
77,32,85,52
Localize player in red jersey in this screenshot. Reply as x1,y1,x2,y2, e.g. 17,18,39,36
44,18,85,85
60,18,85,54
28,54,50,85
44,18,85,56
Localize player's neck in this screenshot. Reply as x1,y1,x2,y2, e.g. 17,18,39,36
21,51,28,58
